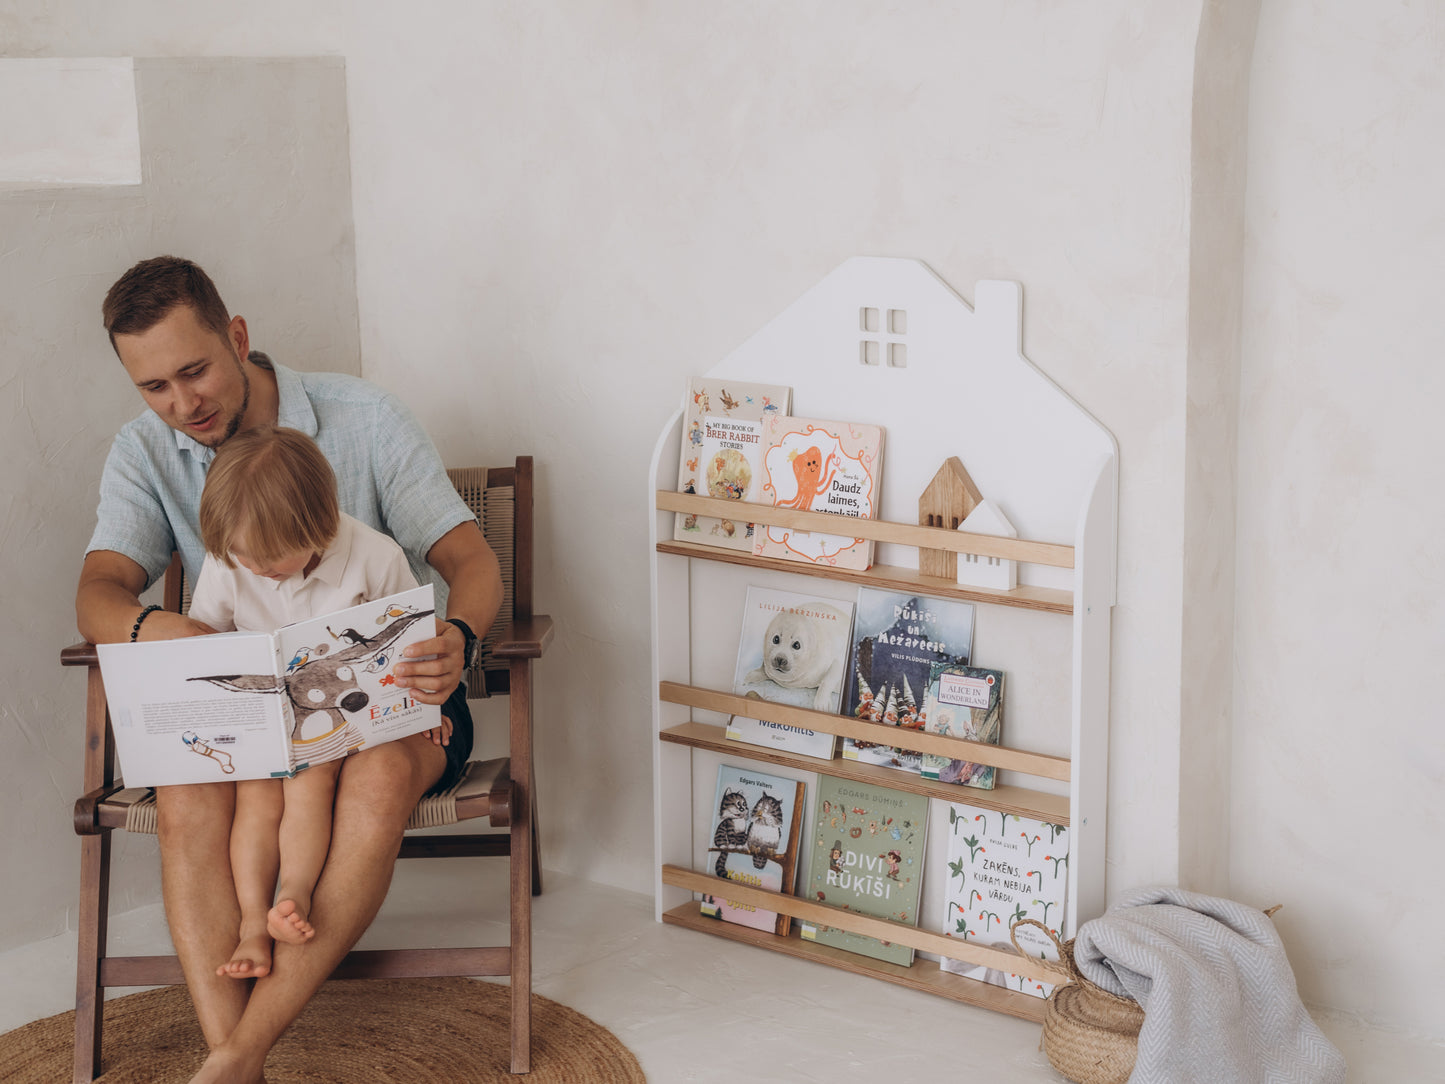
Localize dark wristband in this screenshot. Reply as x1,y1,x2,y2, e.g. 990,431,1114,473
131,604,163,642
450,618,480,671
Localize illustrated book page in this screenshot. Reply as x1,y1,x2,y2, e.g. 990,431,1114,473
799,775,929,967
919,663,1003,789
273,585,441,770
699,764,806,936
751,415,884,571
939,801,1069,999
673,378,792,552
841,590,976,774
726,585,855,761
99,585,440,785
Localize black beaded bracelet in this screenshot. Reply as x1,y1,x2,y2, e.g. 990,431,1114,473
130,604,163,642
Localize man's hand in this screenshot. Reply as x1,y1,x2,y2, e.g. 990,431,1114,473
137,610,218,641
393,618,466,704
421,711,454,747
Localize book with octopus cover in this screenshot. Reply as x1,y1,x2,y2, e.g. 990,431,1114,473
840,589,976,775
939,801,1070,999
799,775,929,967
97,585,440,786
751,415,884,571
700,764,806,936
673,377,791,552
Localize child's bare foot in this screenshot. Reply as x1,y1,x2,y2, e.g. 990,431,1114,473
267,898,315,944
215,932,273,979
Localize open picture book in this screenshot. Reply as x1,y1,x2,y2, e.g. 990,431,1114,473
97,584,441,786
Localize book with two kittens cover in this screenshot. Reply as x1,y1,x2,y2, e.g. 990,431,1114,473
700,764,806,936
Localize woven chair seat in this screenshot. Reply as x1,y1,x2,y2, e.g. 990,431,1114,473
96,758,513,835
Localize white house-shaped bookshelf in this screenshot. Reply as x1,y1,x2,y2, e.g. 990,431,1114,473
649,257,1117,1019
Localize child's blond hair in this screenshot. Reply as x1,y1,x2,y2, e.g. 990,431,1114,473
199,426,339,569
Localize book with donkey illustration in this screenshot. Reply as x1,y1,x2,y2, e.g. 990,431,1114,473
97,585,440,786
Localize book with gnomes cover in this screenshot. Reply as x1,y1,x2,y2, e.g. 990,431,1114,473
940,801,1069,1000
726,586,855,761
841,590,976,775
751,415,883,571
919,663,1004,789
699,764,806,936
673,378,791,552
799,775,928,967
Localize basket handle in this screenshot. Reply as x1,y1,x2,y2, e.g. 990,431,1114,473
1009,917,1073,981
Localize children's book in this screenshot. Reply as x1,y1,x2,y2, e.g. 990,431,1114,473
97,585,441,787
919,663,1004,789
940,801,1069,1000
700,764,806,936
752,415,884,571
727,586,855,761
799,775,929,966
841,590,976,775
673,377,792,552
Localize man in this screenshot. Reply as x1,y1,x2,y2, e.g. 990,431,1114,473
76,256,503,1084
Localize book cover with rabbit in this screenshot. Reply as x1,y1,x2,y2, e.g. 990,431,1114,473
700,764,806,935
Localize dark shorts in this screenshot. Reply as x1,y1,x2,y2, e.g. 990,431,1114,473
427,680,475,796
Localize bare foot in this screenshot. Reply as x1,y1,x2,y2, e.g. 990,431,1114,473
188,1044,266,1083
215,932,272,979
267,898,315,944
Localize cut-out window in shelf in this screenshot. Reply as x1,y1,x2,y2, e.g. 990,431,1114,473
859,306,908,367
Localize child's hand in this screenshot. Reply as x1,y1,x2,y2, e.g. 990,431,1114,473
422,712,454,747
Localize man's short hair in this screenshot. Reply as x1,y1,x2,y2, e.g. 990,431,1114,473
200,426,340,569
102,255,231,351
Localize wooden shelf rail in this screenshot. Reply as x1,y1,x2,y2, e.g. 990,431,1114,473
659,681,1071,783
656,490,1075,568
658,721,1069,823
661,864,1065,986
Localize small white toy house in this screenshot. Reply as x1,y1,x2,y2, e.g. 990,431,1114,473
956,499,1018,590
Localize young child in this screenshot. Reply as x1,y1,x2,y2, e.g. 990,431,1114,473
188,425,446,979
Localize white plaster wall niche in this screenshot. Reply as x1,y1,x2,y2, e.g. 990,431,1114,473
0,58,142,186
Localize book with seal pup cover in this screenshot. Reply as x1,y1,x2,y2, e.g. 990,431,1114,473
726,585,855,761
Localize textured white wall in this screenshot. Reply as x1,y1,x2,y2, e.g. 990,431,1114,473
8,0,1439,1041
1234,0,1445,1037
0,56,359,953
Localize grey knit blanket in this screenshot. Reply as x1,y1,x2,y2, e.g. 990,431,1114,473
1073,886,1346,1084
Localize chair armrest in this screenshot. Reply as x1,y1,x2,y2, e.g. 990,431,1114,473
63,641,100,667
490,615,554,660
74,782,127,835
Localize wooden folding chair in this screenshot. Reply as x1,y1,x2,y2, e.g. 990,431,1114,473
64,456,549,1080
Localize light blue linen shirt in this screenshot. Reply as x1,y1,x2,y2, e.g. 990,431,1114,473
86,355,473,611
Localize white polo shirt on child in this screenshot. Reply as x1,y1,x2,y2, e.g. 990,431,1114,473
188,512,418,633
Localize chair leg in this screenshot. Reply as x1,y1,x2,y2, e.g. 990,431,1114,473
510,786,532,1073
73,831,111,1083
530,794,542,897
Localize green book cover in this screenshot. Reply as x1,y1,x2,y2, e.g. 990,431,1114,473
799,775,929,967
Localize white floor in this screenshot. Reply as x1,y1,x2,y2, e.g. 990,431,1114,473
3,863,1442,1083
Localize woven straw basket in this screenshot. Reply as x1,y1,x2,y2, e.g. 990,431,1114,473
1010,918,1143,1084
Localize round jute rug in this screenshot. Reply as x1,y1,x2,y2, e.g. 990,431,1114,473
0,977,646,1083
